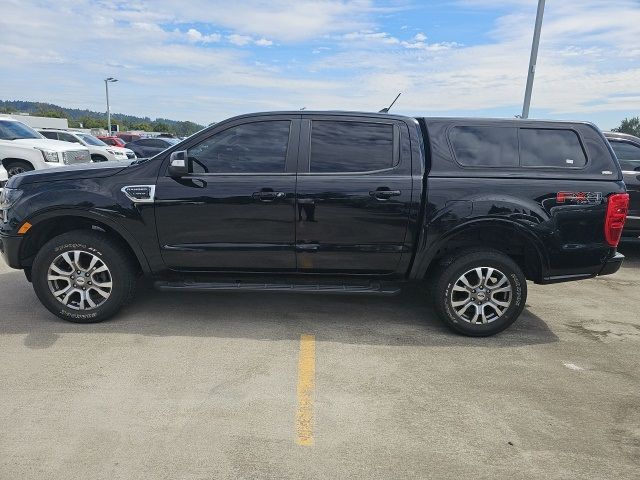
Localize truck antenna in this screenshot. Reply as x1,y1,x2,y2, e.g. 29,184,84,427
379,92,402,113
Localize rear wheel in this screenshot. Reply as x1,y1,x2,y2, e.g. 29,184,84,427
32,230,137,323
432,250,527,336
6,160,34,177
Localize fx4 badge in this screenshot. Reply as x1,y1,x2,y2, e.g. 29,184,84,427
556,191,603,205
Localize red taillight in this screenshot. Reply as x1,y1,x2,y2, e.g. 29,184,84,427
604,193,629,247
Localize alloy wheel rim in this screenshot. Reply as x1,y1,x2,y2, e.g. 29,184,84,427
450,267,513,324
47,250,113,310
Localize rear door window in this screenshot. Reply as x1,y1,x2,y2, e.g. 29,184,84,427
59,132,80,143
310,121,395,172
519,129,587,168
610,141,640,171
449,126,519,168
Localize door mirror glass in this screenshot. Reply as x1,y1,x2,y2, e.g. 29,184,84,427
168,150,189,176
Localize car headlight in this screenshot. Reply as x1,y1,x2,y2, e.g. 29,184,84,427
37,148,60,163
0,187,23,209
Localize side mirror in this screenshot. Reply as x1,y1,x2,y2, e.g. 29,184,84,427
168,150,189,177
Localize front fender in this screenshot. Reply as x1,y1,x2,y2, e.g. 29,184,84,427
22,207,152,274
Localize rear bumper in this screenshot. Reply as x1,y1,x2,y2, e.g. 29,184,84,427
598,252,624,277
540,251,624,284
0,233,23,269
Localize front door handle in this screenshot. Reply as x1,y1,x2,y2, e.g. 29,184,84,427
369,188,401,200
253,190,286,202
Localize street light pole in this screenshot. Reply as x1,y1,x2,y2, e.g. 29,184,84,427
104,77,118,133
521,0,545,119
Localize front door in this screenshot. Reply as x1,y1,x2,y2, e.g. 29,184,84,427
295,116,413,274
154,116,300,271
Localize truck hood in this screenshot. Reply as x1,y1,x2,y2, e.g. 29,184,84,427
11,138,90,152
7,160,132,188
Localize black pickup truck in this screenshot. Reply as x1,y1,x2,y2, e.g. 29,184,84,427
0,112,630,336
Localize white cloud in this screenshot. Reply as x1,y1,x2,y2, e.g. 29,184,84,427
185,28,221,44
254,38,274,47
227,34,253,46
149,0,380,41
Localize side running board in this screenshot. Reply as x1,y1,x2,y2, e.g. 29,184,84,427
154,280,401,295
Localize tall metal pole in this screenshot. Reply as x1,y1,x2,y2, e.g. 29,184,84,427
104,77,117,133
522,0,546,119
105,79,111,134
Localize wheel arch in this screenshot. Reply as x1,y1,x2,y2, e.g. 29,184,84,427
412,218,550,283
2,157,35,170
19,210,151,274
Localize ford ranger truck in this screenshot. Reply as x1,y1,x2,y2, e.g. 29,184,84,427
0,112,629,336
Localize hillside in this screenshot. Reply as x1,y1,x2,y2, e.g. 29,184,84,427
0,100,206,136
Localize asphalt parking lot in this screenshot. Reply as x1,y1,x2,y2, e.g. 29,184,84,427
1,246,639,480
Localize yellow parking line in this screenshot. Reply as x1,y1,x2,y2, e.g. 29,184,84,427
296,333,315,446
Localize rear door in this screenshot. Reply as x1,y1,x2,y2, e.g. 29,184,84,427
295,115,413,273
154,115,300,271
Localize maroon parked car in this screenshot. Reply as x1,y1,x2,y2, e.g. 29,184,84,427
115,133,142,143
97,136,127,148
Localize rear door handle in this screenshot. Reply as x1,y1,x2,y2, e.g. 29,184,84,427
369,189,401,200
253,190,286,202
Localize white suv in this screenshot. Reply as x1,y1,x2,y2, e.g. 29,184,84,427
38,129,136,162
0,118,92,178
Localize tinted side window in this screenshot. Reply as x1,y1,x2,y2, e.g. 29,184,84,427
610,141,640,160
450,126,519,167
310,121,394,173
40,131,58,139
610,141,640,171
59,132,80,143
520,129,586,168
137,139,154,147
188,121,290,174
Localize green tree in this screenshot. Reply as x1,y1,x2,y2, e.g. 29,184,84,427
151,121,170,133
612,117,640,137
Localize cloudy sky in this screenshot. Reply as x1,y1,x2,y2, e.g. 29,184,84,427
1,0,639,128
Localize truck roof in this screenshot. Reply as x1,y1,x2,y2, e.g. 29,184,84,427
217,110,600,130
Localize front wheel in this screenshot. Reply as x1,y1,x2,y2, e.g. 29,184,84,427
32,230,137,323
432,250,527,336
6,160,34,177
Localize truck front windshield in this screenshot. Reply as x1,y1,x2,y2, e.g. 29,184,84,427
0,120,43,140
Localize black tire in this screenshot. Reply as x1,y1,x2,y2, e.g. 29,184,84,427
31,230,137,323
6,160,34,177
91,155,108,162
432,249,527,336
